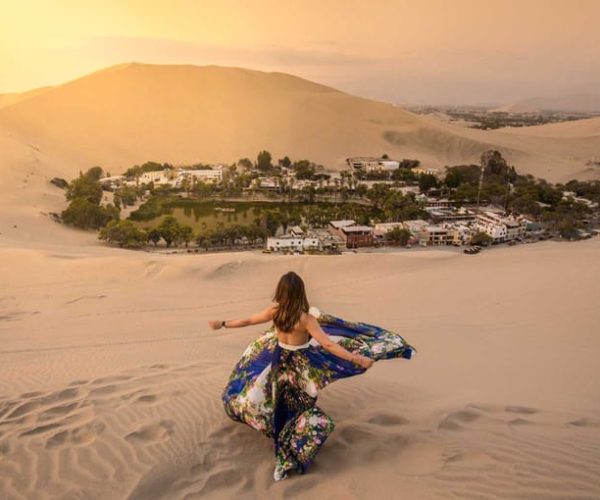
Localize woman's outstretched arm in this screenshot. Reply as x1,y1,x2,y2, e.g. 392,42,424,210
208,305,276,330
304,314,374,369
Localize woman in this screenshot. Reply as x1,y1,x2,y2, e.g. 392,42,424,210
209,271,414,481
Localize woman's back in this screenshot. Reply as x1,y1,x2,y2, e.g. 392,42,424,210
273,310,310,346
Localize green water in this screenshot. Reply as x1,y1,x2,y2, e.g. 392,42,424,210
133,201,302,232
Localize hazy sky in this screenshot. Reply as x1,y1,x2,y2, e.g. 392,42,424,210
2,0,599,104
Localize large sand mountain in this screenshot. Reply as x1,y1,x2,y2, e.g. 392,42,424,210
0,63,502,176
1,62,597,184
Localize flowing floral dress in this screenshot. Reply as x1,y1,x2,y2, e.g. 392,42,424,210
221,307,415,476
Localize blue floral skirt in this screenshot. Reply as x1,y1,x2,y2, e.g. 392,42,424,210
221,308,414,475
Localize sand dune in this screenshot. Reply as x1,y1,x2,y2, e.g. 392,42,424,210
499,116,600,138
0,63,599,188
1,240,599,499
0,87,52,110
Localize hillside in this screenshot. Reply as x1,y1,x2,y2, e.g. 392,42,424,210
0,86,52,109
0,62,599,242
0,63,508,178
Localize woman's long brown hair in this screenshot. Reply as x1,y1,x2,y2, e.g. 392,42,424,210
272,272,310,332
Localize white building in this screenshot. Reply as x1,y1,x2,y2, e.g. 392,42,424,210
137,167,223,186
475,211,526,243
99,175,126,188
346,157,400,172
403,219,429,235
139,170,174,185
446,224,473,246
418,225,450,246
183,168,223,184
254,177,278,189
355,180,396,189
266,236,319,251
412,167,441,177
562,191,598,209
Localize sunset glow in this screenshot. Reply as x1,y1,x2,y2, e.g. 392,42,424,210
2,0,600,103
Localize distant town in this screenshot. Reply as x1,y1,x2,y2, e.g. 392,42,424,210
51,149,600,255
405,104,600,130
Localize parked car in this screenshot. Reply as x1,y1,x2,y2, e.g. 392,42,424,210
464,246,481,255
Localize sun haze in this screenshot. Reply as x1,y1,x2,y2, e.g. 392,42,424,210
2,0,600,104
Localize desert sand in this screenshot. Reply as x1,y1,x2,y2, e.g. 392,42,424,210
1,63,600,499
1,225,599,499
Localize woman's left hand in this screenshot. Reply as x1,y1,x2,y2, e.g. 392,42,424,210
208,320,223,330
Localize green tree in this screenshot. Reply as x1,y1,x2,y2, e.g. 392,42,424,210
158,216,182,247
85,166,104,182
113,186,138,207
179,225,194,247
279,156,292,168
257,150,272,172
387,227,411,246
444,165,481,188
147,228,161,246
99,220,147,248
61,199,119,230
294,160,316,180
66,173,103,204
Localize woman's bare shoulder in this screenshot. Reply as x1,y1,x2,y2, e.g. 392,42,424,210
300,311,316,325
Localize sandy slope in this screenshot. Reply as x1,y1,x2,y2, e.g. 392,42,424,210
0,63,599,185
499,116,600,138
0,87,52,110
0,239,599,499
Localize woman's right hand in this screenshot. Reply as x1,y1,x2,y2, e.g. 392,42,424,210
353,354,374,369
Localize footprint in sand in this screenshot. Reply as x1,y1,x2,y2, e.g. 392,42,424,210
505,405,538,415
367,412,409,426
125,420,175,444
135,394,159,404
508,417,535,427
438,408,482,431
336,422,379,445
567,417,600,428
